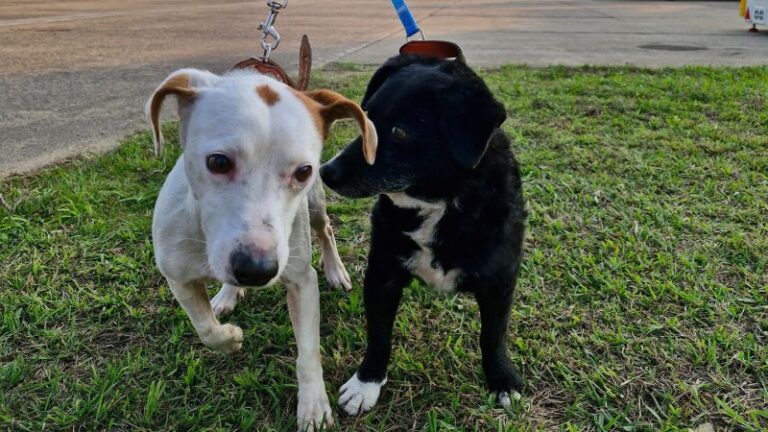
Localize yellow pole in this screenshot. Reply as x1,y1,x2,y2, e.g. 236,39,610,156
740,0,748,18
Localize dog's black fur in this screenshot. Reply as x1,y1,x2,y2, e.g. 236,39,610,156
321,54,527,402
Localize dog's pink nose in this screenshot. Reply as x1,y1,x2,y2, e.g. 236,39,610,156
230,250,278,286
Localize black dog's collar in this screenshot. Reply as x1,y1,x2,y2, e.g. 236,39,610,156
399,40,466,63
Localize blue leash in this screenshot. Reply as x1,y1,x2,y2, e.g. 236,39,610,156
389,0,465,61
390,0,424,39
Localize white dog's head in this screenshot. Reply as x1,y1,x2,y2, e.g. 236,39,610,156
147,68,376,287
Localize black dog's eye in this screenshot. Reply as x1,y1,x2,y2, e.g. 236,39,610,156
391,126,409,142
293,165,313,183
206,154,234,174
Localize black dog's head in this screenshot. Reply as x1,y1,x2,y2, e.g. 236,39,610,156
320,55,507,198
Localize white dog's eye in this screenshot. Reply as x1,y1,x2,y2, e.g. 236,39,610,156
206,154,234,174
391,126,409,142
293,165,313,183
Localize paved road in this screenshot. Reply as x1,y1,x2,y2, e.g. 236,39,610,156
1,0,766,178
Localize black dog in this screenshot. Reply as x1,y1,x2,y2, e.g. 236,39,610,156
321,54,526,415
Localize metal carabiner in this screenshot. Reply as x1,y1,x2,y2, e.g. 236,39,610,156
260,25,281,56
258,0,288,61
266,25,281,50
266,0,288,9
406,29,426,41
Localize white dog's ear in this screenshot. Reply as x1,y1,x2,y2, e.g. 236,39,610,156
300,90,378,165
145,69,219,154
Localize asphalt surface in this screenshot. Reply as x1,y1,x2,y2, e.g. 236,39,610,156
1,0,766,178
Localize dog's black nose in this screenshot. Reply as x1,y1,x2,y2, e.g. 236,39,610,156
319,163,340,189
230,251,278,286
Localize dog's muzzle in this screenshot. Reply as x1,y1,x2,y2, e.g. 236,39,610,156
319,163,342,190
230,250,279,286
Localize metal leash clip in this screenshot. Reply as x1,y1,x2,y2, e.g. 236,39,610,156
257,0,288,61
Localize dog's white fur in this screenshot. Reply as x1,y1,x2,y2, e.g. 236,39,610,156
147,68,375,431
386,193,463,293
339,373,386,416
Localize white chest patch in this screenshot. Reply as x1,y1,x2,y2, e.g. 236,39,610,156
387,193,462,293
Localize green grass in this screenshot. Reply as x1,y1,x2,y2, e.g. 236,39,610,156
1,65,767,431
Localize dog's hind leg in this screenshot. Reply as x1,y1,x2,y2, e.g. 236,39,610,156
167,279,243,354
210,283,245,317
308,181,352,291
475,286,523,406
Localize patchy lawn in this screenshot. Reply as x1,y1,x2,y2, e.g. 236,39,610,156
1,65,766,431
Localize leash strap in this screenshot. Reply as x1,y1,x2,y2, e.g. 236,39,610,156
297,34,312,90
390,0,423,39
233,34,312,91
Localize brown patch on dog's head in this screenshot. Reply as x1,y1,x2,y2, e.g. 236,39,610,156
291,90,326,140
256,84,281,106
292,89,378,165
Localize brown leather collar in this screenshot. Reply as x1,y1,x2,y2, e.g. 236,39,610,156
400,40,465,63
233,34,312,90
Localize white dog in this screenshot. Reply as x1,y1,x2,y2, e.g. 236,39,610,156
146,68,377,430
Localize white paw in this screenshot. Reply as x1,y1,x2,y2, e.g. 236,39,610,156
321,254,352,291
497,390,522,408
297,384,333,431
201,323,243,355
338,373,385,416
211,285,244,317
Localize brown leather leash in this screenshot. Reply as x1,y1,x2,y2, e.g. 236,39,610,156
233,34,312,91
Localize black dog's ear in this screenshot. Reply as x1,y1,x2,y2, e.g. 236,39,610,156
361,54,432,109
438,79,506,169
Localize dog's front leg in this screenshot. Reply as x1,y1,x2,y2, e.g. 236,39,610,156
475,286,523,406
285,269,333,431
167,279,243,354
339,253,411,416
